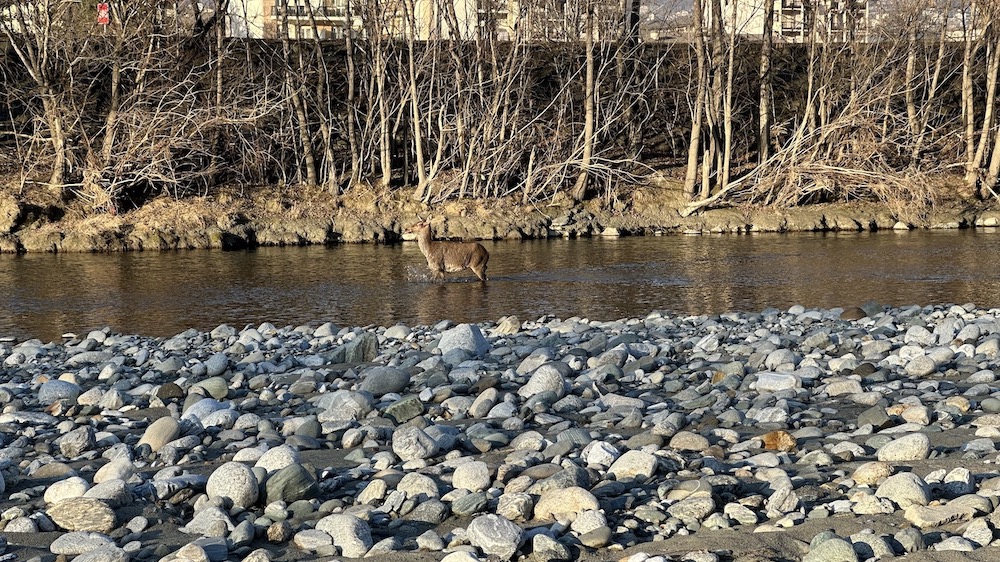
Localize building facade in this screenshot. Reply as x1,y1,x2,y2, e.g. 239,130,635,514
708,0,870,43
230,0,517,40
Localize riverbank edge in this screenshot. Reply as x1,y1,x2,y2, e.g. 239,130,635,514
3,185,1000,253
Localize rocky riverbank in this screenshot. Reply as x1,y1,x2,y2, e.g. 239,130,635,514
4,183,1000,253
4,304,1000,561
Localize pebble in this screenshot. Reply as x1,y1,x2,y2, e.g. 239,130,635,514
4,305,1000,561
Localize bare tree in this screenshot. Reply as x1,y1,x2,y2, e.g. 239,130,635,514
759,0,775,163
572,0,596,201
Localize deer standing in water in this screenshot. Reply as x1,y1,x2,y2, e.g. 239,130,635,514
407,220,489,282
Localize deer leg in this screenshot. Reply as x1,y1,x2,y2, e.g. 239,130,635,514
473,264,487,282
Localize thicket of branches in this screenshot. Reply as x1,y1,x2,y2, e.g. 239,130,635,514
0,0,998,218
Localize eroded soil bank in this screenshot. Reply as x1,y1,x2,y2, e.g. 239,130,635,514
2,182,1000,253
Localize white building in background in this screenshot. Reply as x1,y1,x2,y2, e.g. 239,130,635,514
707,0,870,43
228,0,515,40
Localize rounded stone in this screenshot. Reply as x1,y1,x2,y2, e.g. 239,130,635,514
875,472,930,508
206,461,259,509
517,363,568,400
467,514,524,560
853,461,894,485
876,433,931,462
608,450,658,480
265,463,319,505
254,444,300,474
137,416,181,453
38,379,82,404
452,461,491,492
358,366,411,396
44,476,90,504
315,514,373,558
534,486,600,522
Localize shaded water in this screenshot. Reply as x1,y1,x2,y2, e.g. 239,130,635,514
2,230,999,342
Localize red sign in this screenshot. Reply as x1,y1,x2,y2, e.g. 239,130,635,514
97,2,110,25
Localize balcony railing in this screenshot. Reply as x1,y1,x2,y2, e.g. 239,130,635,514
271,6,347,18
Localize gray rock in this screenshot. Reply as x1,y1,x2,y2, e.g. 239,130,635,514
894,526,926,553
876,433,931,462
345,332,378,363
293,529,334,552
452,492,488,516
875,472,930,508
453,461,491,492
194,376,229,400
531,533,571,562
49,531,116,555
38,379,82,404
755,372,800,392
315,513,373,557
58,426,95,458
397,472,440,500
534,487,600,521
70,547,129,562
392,425,440,461
467,514,524,560
496,492,533,522
415,529,444,551
182,397,229,422
667,496,717,525
44,476,90,504
384,324,412,340
136,416,182,453
206,461,259,509
204,352,229,377
668,431,710,452
180,506,233,535
254,444,300,473
517,362,569,400
265,463,319,504
578,526,613,548
438,324,489,357
608,449,658,480
803,536,858,562
934,537,976,552
905,355,938,377
84,479,131,508
384,395,425,424
358,366,410,396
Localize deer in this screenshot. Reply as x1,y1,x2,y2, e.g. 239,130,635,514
406,219,489,282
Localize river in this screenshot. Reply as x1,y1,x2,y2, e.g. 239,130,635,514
2,230,998,342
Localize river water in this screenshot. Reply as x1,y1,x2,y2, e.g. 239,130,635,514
2,230,999,342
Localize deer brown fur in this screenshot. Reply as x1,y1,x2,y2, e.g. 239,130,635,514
407,221,489,282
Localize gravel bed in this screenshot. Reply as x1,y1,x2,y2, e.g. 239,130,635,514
3,303,1000,562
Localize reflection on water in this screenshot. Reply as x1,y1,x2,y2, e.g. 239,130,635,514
2,230,1000,342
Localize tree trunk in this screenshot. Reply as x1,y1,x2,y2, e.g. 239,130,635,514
721,0,737,188
405,0,429,200
962,0,981,192
684,0,707,199
345,0,360,186
572,1,595,201
758,0,774,163
912,8,950,163
41,93,68,193
701,0,724,199
279,7,318,187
